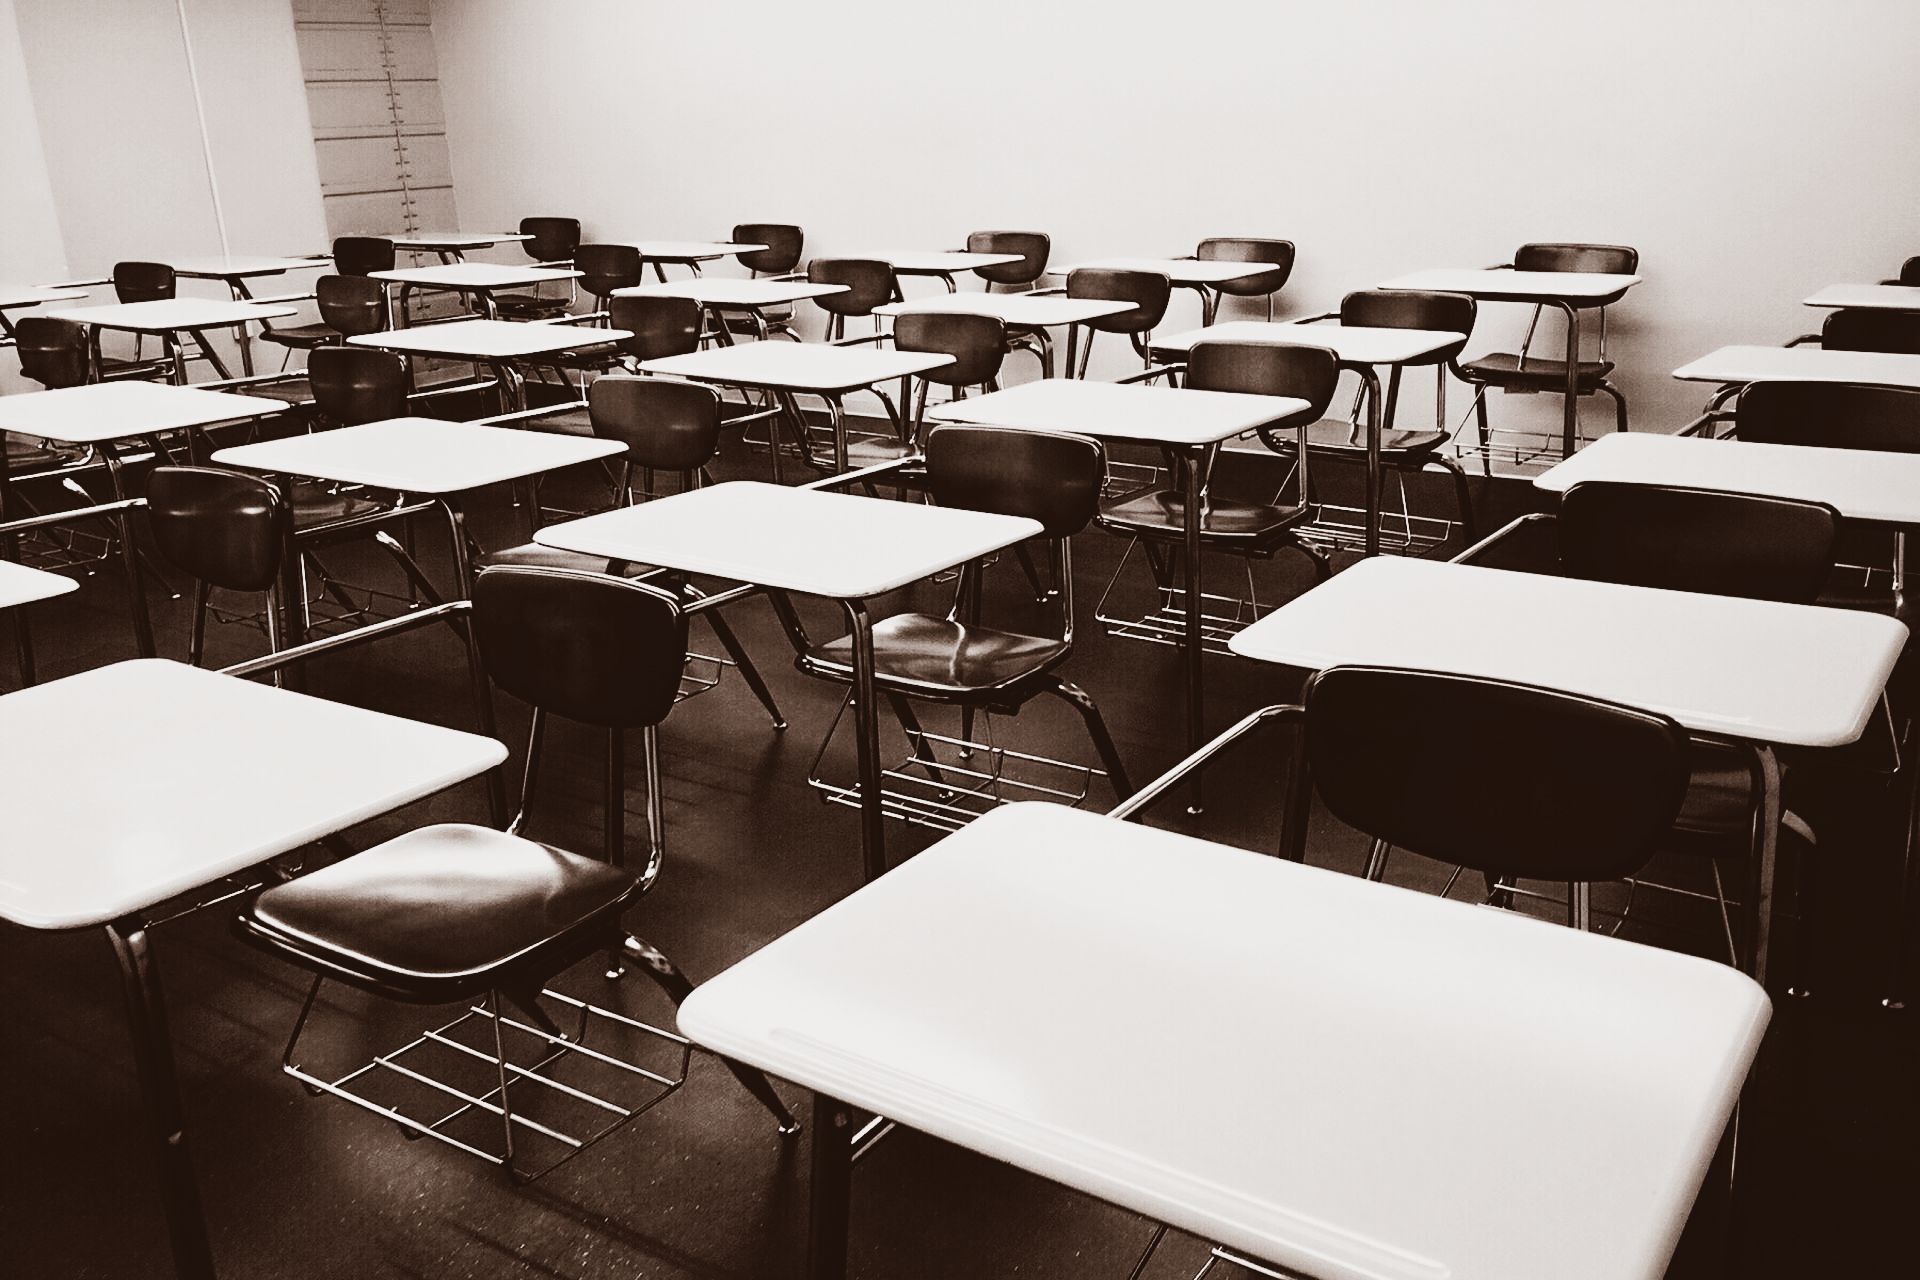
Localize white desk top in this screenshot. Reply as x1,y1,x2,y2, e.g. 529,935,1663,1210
391,232,532,250
43,298,298,332
873,292,1133,327
213,416,624,495
370,263,582,289
350,319,629,360
0,560,77,610
637,343,954,394
0,284,89,309
681,802,1770,1280
1534,432,1920,526
535,480,1039,599
1231,556,1905,749
1153,319,1462,364
612,278,848,307
0,381,289,444
1058,257,1276,286
1671,344,1920,389
925,377,1309,446
1377,268,1641,303
857,249,1023,273
167,255,327,279
1802,284,1920,312
0,659,507,930
622,240,766,261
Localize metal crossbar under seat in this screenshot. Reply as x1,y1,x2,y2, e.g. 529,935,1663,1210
1095,539,1275,656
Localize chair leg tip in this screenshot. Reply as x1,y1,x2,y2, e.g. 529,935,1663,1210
777,1117,803,1138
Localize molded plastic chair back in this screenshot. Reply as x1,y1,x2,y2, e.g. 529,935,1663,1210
308,346,408,425
1305,665,1689,882
1068,268,1171,334
575,244,643,301
1339,289,1477,363
808,259,896,317
894,312,1007,387
112,261,175,303
519,217,581,262
608,295,702,362
925,425,1104,539
332,236,395,277
13,317,91,388
146,466,290,593
1899,256,1920,286
315,275,387,338
733,224,804,275
1513,243,1638,274
967,230,1050,287
1821,308,1920,355
1186,339,1340,415
1197,237,1296,298
472,566,688,729
1559,481,1837,605
1737,381,1920,452
588,376,721,472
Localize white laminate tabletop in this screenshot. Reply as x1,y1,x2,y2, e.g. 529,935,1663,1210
213,417,625,494
0,659,507,930
1058,257,1277,286
1230,556,1905,749
1671,345,1920,389
349,319,630,360
534,480,1039,599
391,232,533,250
873,292,1133,328
1153,319,1462,364
0,284,89,309
0,560,77,610
370,263,582,289
43,298,298,332
858,249,1023,273
925,377,1309,446
167,255,328,279
0,381,289,444
612,279,849,307
625,240,766,261
1377,268,1641,303
681,802,1770,1280
637,343,954,393
1534,432,1920,525
1802,284,1920,312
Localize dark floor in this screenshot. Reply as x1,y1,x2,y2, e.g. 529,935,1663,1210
1,412,1915,1279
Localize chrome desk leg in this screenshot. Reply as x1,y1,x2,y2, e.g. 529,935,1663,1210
1747,744,1786,990
1182,447,1208,814
1359,364,1385,557
442,497,508,826
806,1092,855,1280
1559,302,1581,459
844,598,885,881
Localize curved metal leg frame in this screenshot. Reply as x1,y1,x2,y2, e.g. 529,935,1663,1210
699,604,787,730
1042,677,1134,798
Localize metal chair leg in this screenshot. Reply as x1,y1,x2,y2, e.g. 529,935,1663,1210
186,580,210,667
640,724,666,894
700,606,786,730
1431,454,1478,544
1043,677,1134,798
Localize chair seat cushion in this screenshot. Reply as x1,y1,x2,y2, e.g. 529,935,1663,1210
1260,416,1450,458
260,323,342,350
239,377,314,406
800,612,1069,698
1097,489,1309,544
1458,352,1616,388
481,541,657,578
241,824,638,1002
4,433,87,469
290,481,388,529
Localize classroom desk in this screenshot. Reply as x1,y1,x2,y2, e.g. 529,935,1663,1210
855,249,1023,292
0,657,507,1280
390,231,533,263
1378,267,1642,458
1055,256,1280,324
1673,344,1920,390
613,278,849,342
43,298,298,384
636,343,955,475
926,379,1307,804
164,256,328,373
348,318,629,411
679,802,1772,1280
613,240,766,281
1229,555,1907,989
369,262,582,321
1152,319,1466,555
873,292,1134,378
1802,284,1920,312
534,480,1038,881
0,557,77,609
0,282,90,339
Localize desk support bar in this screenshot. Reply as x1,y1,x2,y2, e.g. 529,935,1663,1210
220,599,471,679
1107,703,1301,824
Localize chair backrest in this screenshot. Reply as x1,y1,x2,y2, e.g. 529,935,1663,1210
733,223,804,275
574,243,643,300
1558,481,1837,604
112,261,175,303
331,236,395,276
1512,243,1638,274
1304,665,1690,883
1899,256,1920,287
145,466,290,593
472,565,688,729
12,317,91,389
307,346,408,425
1186,339,1340,415
519,216,581,262
588,376,721,472
1338,289,1477,364
893,312,1007,388
607,294,702,362
1736,380,1920,452
808,258,897,317
967,230,1049,287
925,425,1104,539
1821,308,1920,355
1068,267,1171,334
314,275,387,337
1197,237,1296,298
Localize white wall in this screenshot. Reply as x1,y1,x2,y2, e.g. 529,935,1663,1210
0,0,69,392
432,0,1920,432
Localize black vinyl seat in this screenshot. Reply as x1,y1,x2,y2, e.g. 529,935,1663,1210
1065,267,1171,378
726,223,805,340
331,236,396,277
809,258,897,343
493,216,581,319
260,275,389,354
967,230,1050,291
1195,237,1295,321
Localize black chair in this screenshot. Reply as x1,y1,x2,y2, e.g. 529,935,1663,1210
235,565,798,1182
259,275,389,360
101,261,177,378
792,426,1133,825
967,230,1050,291
1895,257,1920,286
809,258,898,343
493,217,581,319
725,222,806,340
1195,237,1295,321
12,316,91,389
574,243,643,322
307,345,409,427
146,466,293,667
607,294,703,365
893,312,1006,439
332,236,396,277
1819,308,1920,355
1066,268,1171,378
1455,242,1638,457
